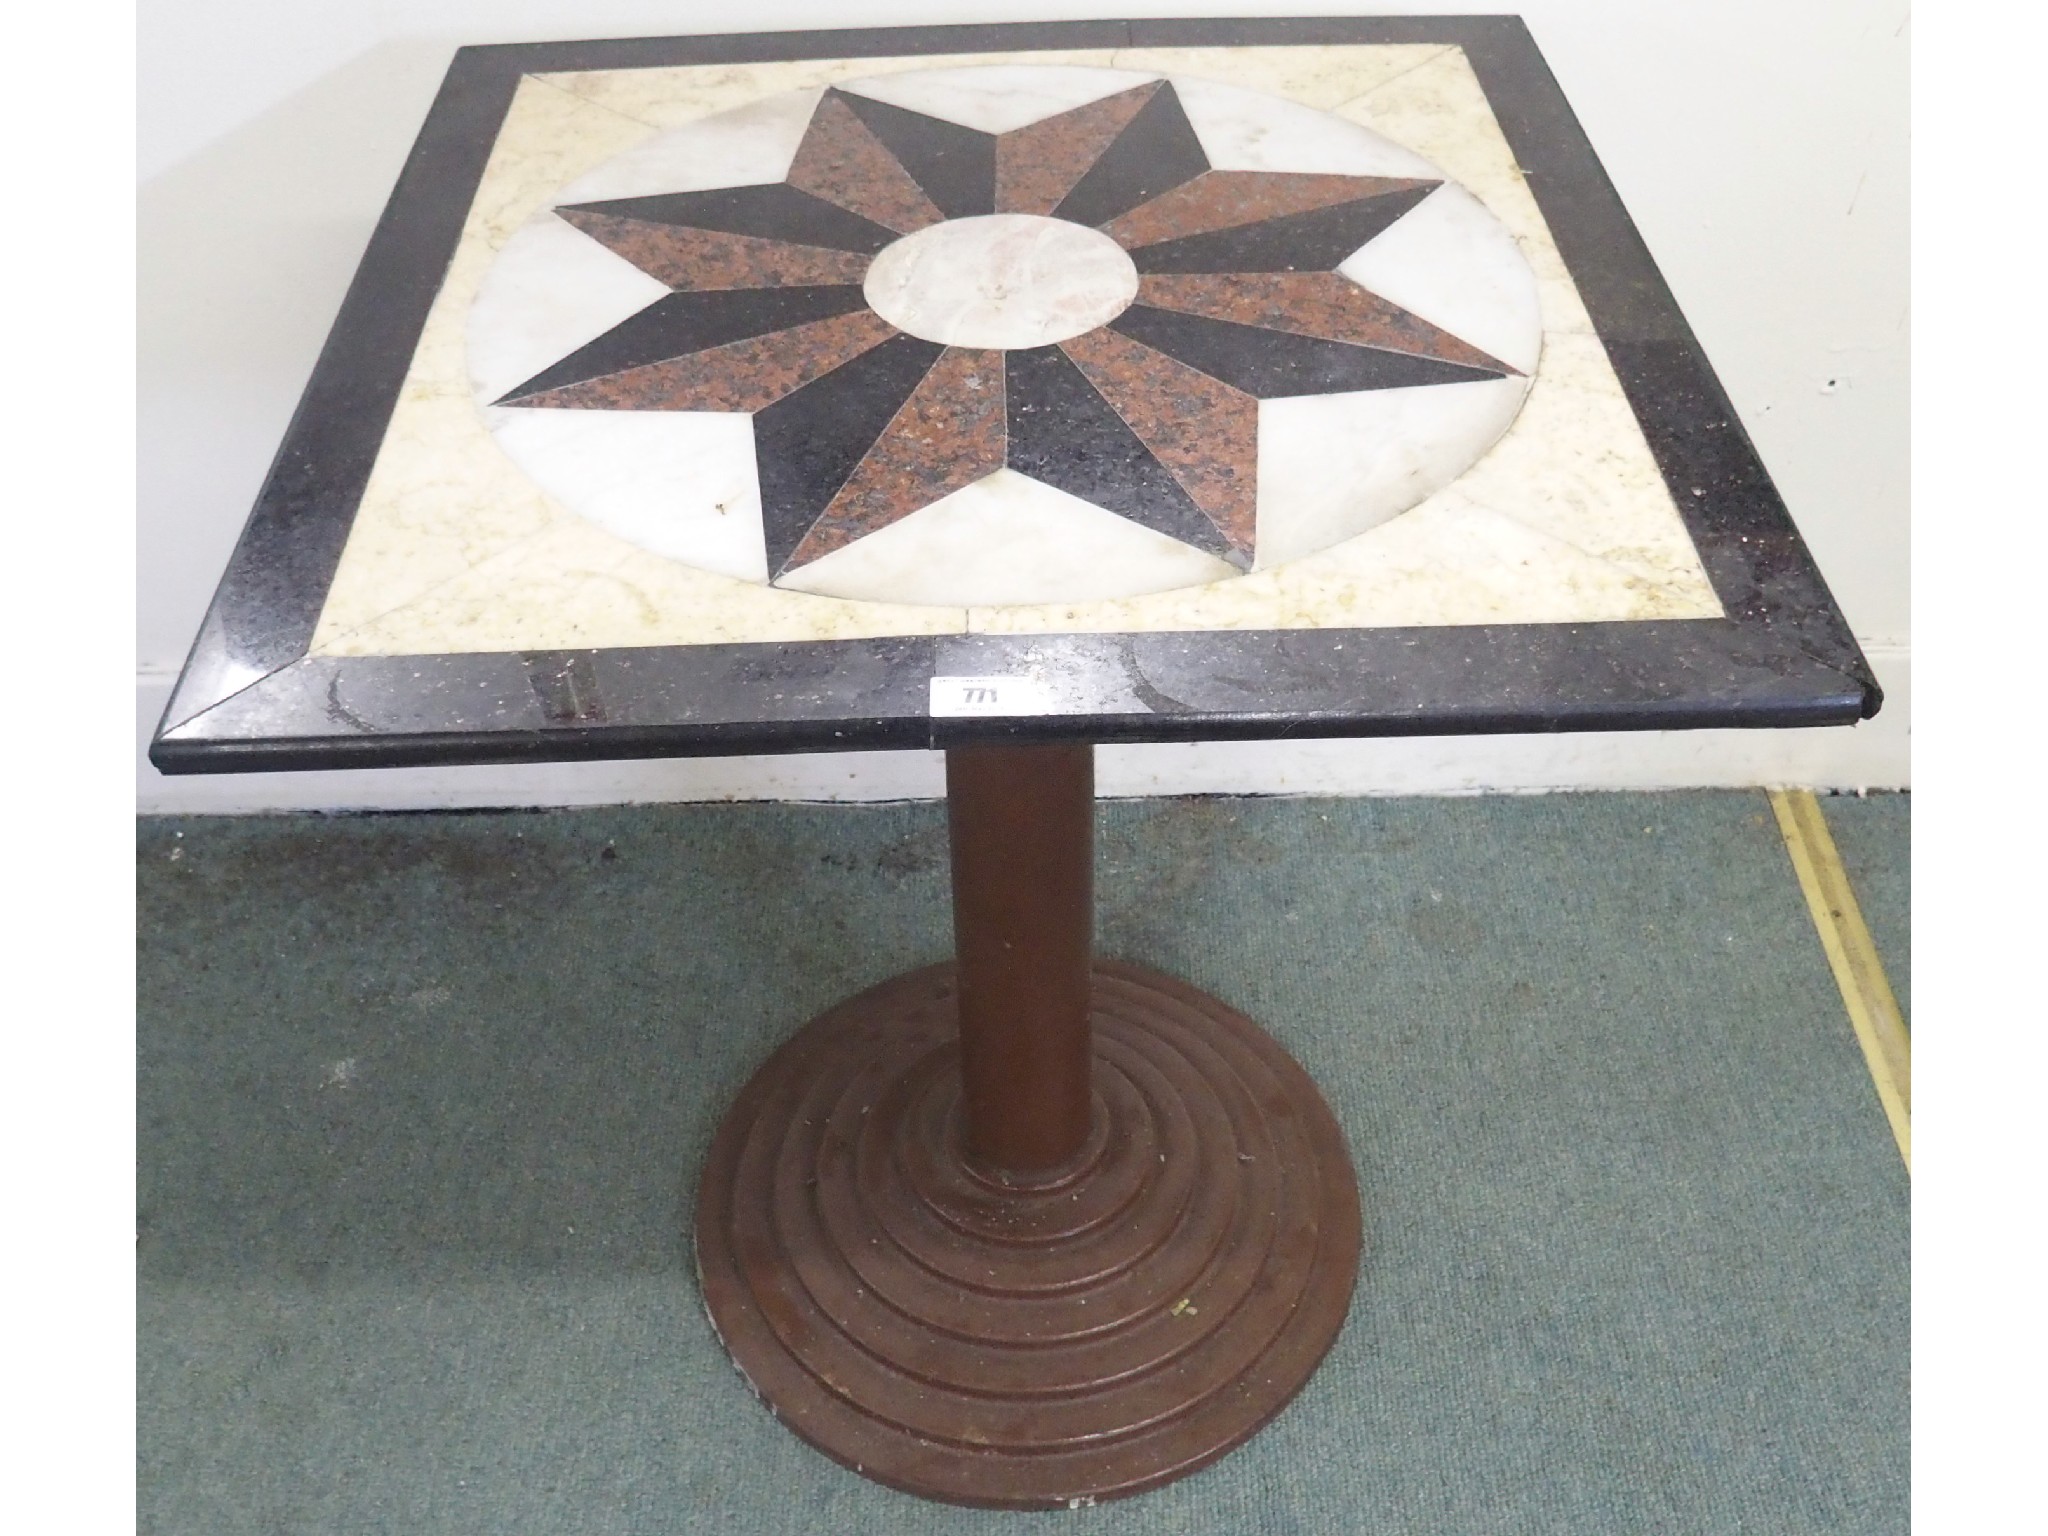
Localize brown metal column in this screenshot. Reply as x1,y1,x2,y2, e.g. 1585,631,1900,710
945,741,1095,1177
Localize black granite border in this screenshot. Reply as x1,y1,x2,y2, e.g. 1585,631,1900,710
152,17,1879,775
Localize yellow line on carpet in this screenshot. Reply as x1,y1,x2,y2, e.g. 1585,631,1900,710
1769,789,1910,1171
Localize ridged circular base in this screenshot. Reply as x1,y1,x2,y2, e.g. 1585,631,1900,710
694,959,1362,1509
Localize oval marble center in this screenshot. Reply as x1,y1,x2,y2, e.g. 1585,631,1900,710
863,214,1140,349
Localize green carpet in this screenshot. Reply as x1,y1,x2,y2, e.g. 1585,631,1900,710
138,791,1907,1534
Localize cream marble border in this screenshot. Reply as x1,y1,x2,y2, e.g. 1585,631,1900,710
309,45,1720,659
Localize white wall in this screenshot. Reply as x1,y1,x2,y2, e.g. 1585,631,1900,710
138,2,1908,811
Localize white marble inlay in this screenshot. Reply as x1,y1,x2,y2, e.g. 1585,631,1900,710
532,50,1129,132
1340,184,1543,376
548,87,823,203
324,513,967,657
1333,48,1597,339
777,468,1239,606
863,215,1139,348
464,217,671,404
1172,74,1440,179
1107,44,1451,113
1254,376,1531,569
482,409,766,582
838,64,1160,133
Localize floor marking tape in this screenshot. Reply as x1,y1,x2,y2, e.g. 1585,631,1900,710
1769,789,1911,1171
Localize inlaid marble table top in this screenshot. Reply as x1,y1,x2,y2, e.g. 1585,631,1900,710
151,18,1879,774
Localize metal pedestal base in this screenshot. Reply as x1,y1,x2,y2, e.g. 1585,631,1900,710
694,957,1361,1509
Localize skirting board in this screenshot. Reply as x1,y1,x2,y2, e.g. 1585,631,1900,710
136,643,1907,815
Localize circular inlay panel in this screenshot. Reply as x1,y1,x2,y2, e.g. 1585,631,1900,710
862,214,1141,348
467,65,1543,607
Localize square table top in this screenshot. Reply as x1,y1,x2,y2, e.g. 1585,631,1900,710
150,16,1880,775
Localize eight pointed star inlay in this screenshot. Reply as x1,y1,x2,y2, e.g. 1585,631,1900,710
498,80,1520,581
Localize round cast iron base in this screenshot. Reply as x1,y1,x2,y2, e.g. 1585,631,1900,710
694,959,1362,1509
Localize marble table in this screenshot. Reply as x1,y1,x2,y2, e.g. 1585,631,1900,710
150,16,1880,1511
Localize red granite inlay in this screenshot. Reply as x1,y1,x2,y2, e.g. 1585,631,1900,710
1137,271,1517,374
994,83,1163,216
1102,171,1436,250
1060,326,1257,557
508,309,898,413
785,347,1007,571
787,92,945,234
557,210,872,290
